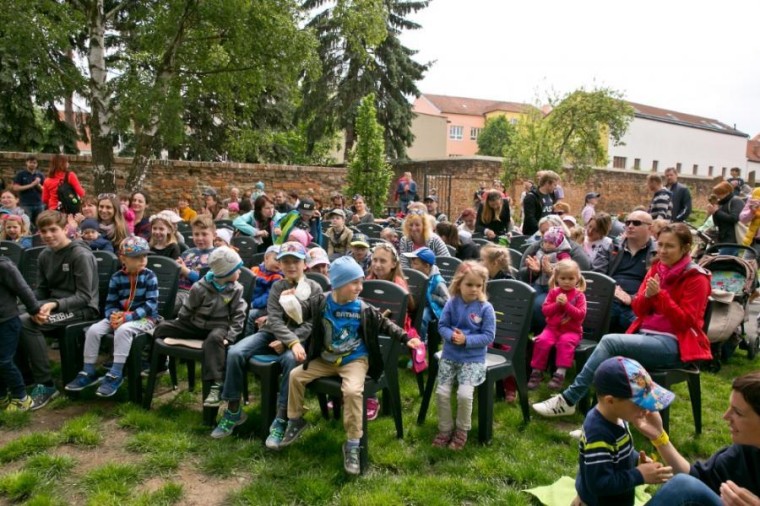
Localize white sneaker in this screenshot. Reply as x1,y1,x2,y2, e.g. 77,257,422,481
568,429,583,441
531,394,576,417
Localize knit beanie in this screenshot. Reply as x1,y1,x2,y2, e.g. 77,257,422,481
542,226,565,248
208,246,243,279
79,218,100,232
329,256,365,290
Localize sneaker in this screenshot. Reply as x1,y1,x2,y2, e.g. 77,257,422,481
568,428,583,441
548,371,566,391
211,409,248,439
265,418,287,450
366,397,380,421
448,429,468,451
432,431,452,448
532,394,576,418
95,374,124,398
140,358,169,378
279,418,308,447
65,372,101,392
527,370,544,390
30,384,60,411
342,442,361,475
203,384,222,407
6,396,33,412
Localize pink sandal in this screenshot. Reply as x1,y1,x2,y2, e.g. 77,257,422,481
448,430,468,450
432,431,452,448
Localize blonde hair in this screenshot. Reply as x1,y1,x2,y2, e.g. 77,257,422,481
402,212,431,244
449,261,489,302
190,215,215,230
650,218,669,239
481,191,504,224
98,196,128,248
367,244,405,283
149,217,178,248
1,215,30,240
569,225,585,244
405,201,427,214
548,259,586,291
480,243,510,272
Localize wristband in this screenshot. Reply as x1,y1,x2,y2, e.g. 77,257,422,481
650,431,669,447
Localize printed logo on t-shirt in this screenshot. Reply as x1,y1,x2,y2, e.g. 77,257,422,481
62,263,70,272
469,313,482,325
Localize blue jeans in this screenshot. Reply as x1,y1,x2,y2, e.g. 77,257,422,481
0,317,25,399
646,474,721,506
609,300,636,334
563,332,682,405
243,307,265,336
221,331,298,408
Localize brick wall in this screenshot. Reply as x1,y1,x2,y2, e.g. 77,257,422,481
0,151,720,221
395,157,720,221
0,152,347,212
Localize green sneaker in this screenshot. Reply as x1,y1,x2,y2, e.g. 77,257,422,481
279,418,308,447
343,442,361,475
30,384,60,411
265,418,287,450
210,409,247,439
6,395,34,412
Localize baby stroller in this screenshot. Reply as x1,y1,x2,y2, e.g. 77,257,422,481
698,244,760,370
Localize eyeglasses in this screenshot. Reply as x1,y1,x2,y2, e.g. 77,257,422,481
555,211,565,216
98,193,117,200
624,220,651,227
407,209,425,216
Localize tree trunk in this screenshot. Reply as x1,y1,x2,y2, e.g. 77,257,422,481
86,0,115,194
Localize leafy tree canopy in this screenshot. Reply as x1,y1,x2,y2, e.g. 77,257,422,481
477,115,516,157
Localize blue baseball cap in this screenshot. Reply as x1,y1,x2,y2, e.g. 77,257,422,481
402,247,435,266
593,356,675,412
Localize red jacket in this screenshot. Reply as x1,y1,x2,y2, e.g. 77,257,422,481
42,171,85,211
627,260,712,362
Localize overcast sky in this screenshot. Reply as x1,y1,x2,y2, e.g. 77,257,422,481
401,0,760,137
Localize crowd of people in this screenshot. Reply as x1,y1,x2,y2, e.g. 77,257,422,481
0,154,758,500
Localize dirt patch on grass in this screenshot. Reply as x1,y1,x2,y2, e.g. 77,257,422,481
141,469,245,506
0,400,96,447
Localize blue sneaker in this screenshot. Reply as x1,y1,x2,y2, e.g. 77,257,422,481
30,384,60,411
265,418,287,450
95,374,124,398
65,372,102,392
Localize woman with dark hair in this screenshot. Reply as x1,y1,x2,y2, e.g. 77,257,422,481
533,222,712,418
634,371,760,505
584,212,613,266
475,190,511,241
232,195,276,251
41,154,85,211
130,190,151,240
435,222,480,260
708,181,744,244
201,192,229,221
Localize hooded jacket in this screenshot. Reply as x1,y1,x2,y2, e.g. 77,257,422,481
36,239,99,315
178,276,247,343
522,188,555,236
0,256,40,322
627,260,712,363
262,277,323,348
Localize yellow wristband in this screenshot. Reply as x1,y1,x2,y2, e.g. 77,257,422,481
651,431,669,447
288,341,300,349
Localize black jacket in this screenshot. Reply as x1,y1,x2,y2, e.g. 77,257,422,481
0,257,40,322
302,294,409,380
713,194,743,243
475,198,511,237
668,182,692,222
522,189,555,236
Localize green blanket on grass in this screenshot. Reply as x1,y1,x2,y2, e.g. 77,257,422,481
523,476,651,506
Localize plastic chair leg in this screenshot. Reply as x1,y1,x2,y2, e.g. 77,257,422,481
417,356,438,425
168,357,178,390
516,375,530,425
477,379,495,444
143,344,162,410
201,379,218,427
259,370,278,436
415,371,425,397
187,360,196,392
687,374,702,434
359,394,369,474
317,394,330,419
126,335,145,405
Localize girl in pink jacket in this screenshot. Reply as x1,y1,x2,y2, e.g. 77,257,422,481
528,260,587,391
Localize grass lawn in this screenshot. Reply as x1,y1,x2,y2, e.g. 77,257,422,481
0,350,757,505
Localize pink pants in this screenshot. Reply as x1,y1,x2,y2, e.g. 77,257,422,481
530,327,582,370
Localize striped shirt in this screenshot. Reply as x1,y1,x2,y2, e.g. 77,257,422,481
104,268,159,322
576,407,643,506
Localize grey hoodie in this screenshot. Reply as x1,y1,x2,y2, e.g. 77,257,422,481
0,257,41,322
262,277,324,348
36,240,99,314
178,277,247,343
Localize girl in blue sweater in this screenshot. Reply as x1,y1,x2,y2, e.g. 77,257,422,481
433,261,496,450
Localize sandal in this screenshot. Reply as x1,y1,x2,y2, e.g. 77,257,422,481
448,429,468,450
548,371,566,391
432,431,452,448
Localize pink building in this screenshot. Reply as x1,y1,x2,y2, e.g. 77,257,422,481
412,94,532,157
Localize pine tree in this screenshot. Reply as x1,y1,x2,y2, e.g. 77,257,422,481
346,94,393,216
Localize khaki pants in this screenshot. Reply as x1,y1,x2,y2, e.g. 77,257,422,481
288,357,369,440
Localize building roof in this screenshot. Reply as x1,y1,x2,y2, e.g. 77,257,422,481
748,136,760,163
628,101,748,138
421,94,532,117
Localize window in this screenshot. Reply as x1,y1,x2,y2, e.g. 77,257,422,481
613,156,627,169
709,166,714,176
692,164,698,175
633,158,641,170
676,163,682,173
722,167,727,177
510,118,518,125
449,125,463,140
470,127,482,140
652,160,659,171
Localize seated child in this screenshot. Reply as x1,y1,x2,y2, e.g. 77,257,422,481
324,209,353,260
212,241,323,442
306,247,330,276
79,218,114,252
402,247,449,342
276,256,421,474
244,244,282,335
65,236,158,397
287,228,312,248
379,227,400,252
480,243,513,281
120,194,136,234
0,256,41,411
148,212,181,259
1,214,32,249
214,227,234,248
175,215,216,313
347,233,371,272
575,356,675,506
153,246,247,407
528,259,587,391
433,261,495,450
177,193,197,222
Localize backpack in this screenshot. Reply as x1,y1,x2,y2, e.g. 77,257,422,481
57,172,81,214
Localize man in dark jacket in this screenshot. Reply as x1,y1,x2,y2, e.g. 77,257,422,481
664,167,692,222
522,170,560,236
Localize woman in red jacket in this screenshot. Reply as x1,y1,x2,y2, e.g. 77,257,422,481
532,222,712,418
41,154,85,211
